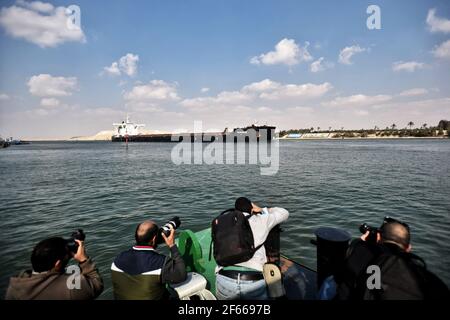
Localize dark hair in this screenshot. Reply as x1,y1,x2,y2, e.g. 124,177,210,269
31,237,69,272
135,223,158,246
235,197,253,213
380,222,411,249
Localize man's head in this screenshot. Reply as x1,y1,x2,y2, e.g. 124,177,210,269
235,197,253,213
135,220,159,247
31,237,71,273
380,221,411,252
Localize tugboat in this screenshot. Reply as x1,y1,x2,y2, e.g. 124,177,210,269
1,136,10,148
111,116,276,143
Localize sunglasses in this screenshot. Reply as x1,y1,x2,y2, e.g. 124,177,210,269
383,216,410,231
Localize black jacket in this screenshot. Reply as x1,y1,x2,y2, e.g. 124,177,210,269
336,240,449,300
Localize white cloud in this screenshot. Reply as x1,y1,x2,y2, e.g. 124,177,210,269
259,82,332,100
17,0,54,13
104,62,121,76
399,88,428,97
432,40,450,59
250,38,312,66
124,80,179,102
119,53,139,76
28,74,77,97
426,8,450,33
324,94,392,107
103,53,139,76
310,57,333,73
392,61,426,72
242,79,281,92
338,45,366,65
181,79,332,109
201,87,210,93
0,93,10,100
40,97,60,107
181,91,251,108
0,1,85,48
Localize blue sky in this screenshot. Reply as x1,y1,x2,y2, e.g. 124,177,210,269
0,0,449,139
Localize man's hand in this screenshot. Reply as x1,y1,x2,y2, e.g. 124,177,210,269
360,231,370,241
162,226,176,248
73,239,88,263
360,231,381,243
251,203,262,214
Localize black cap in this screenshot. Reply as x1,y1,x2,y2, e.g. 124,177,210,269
235,197,252,213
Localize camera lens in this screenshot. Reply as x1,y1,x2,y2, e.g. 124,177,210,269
66,229,85,253
359,223,369,234
160,217,181,237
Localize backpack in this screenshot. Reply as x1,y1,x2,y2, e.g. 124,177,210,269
210,209,263,266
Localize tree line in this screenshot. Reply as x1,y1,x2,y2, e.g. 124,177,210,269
278,120,450,138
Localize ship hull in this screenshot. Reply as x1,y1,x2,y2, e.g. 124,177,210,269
112,126,276,143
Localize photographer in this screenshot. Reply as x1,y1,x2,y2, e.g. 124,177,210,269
214,197,289,300
5,235,104,300
111,219,187,300
336,217,448,300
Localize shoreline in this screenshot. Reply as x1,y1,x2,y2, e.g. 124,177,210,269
19,136,450,142
278,136,449,141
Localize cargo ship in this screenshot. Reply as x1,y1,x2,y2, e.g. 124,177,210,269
111,116,276,143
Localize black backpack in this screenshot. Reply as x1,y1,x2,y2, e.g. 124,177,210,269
211,209,263,266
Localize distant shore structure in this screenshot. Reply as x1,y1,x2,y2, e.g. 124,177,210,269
111,116,276,143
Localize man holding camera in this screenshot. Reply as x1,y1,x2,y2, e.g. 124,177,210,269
5,236,104,300
214,197,289,300
111,219,187,300
336,217,448,300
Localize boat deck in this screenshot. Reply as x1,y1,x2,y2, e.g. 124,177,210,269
177,228,318,299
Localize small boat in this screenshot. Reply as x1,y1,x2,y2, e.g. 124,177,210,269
1,137,11,148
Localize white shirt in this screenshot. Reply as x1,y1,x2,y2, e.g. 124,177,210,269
235,207,289,272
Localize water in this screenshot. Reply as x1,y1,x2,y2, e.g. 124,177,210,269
0,140,449,299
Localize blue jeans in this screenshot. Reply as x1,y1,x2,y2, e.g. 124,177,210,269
215,273,269,300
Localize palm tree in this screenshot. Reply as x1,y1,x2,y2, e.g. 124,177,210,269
374,125,379,131
329,126,332,132
317,127,321,132
341,127,344,132
310,127,314,132
408,121,414,130
391,124,397,130
422,123,427,129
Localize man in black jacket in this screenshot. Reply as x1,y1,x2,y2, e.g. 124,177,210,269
336,217,449,300
111,220,187,300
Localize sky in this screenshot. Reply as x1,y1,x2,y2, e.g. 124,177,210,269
0,0,449,139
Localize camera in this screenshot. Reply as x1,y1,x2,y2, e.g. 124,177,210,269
359,223,379,243
156,217,181,244
66,229,86,253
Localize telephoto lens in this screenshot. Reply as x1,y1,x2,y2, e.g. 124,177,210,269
160,217,181,237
